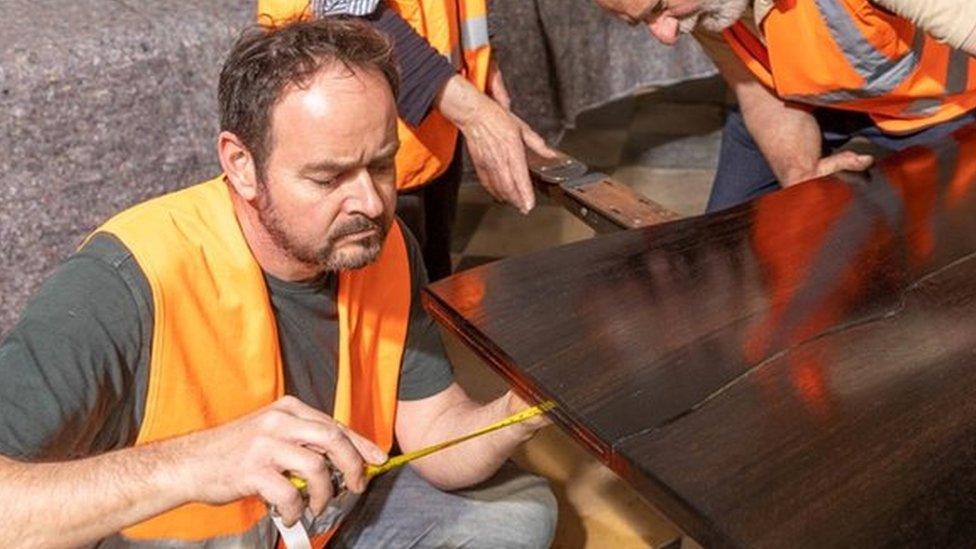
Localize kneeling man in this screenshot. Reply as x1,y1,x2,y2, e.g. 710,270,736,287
0,18,555,548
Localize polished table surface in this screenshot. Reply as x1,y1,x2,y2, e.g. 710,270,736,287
424,125,976,547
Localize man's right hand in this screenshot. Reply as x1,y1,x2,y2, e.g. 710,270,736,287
175,396,388,526
782,150,875,188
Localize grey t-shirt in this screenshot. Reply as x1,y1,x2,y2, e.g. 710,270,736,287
0,228,453,460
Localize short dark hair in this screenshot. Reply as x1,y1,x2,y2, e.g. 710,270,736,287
218,18,399,177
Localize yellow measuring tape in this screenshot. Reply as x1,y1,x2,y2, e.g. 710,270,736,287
289,400,555,491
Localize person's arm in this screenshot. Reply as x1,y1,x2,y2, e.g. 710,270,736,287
437,74,554,212
395,384,545,490
0,240,386,545
695,30,873,186
872,0,976,56
0,396,387,547
362,5,457,125
391,230,544,491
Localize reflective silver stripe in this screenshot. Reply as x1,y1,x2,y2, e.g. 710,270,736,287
96,516,276,548
794,0,923,104
312,0,382,16
902,98,942,117
946,48,970,96
460,15,489,51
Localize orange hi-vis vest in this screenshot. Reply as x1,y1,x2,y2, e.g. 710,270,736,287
723,0,976,134
92,176,411,547
257,0,492,190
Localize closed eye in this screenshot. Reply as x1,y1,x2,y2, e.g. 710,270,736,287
311,177,338,187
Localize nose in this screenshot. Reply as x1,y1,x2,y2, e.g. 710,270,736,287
345,168,385,219
647,15,680,45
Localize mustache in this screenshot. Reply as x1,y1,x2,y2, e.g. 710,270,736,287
331,216,382,239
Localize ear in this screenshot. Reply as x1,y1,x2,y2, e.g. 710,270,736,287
217,131,260,201
646,15,680,44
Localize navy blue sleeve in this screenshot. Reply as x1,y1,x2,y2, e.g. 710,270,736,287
364,4,457,126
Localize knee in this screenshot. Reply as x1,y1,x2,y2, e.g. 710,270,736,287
464,474,558,548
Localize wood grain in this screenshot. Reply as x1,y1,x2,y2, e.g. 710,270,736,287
426,125,976,546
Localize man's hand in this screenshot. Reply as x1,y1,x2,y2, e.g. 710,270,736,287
486,58,512,110
781,150,875,187
395,384,550,491
503,391,552,432
176,396,387,526
437,74,556,214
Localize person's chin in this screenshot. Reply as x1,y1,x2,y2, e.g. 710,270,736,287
329,241,383,271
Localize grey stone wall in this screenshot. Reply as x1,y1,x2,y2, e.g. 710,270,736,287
0,0,250,335
491,0,717,138
0,0,717,336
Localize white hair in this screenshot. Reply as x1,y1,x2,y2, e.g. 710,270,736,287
680,0,750,33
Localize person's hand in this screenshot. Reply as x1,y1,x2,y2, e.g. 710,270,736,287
503,391,552,433
486,58,512,110
782,150,874,187
437,75,557,213
173,396,387,526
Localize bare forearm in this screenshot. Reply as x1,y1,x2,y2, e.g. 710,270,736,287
735,80,823,185
436,74,481,127
407,392,535,490
0,443,187,548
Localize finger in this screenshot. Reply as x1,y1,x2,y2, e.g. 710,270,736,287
518,122,558,158
255,469,305,527
270,443,333,516
272,397,385,462
472,160,503,202
471,145,507,203
507,144,536,213
274,395,332,423
340,428,387,466
341,429,388,484
817,151,874,177
262,411,370,494
314,427,368,494
483,130,530,210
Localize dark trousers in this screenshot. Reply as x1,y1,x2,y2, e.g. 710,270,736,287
395,137,464,282
707,106,976,213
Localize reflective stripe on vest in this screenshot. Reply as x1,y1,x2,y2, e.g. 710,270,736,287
91,177,410,545
724,0,976,133
255,0,492,190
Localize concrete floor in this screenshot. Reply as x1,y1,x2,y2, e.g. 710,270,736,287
445,76,728,547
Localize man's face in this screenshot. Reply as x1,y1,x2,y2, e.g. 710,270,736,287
594,0,747,44
256,64,399,273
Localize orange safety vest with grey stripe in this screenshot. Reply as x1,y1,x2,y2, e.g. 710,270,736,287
90,176,410,547
723,0,976,134
257,0,492,191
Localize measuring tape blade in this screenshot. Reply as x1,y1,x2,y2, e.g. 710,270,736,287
289,400,555,489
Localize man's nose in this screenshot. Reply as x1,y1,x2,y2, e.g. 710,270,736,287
647,15,680,45
345,168,385,219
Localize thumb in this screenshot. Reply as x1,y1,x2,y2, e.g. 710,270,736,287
816,151,874,177
519,122,558,158
345,430,388,465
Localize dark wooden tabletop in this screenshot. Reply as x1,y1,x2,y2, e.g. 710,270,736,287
424,125,976,547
